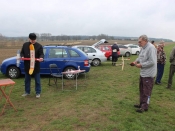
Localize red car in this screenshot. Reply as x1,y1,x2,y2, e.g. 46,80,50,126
97,45,120,60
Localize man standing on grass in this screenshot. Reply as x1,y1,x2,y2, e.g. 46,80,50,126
131,35,157,113
20,33,44,98
166,45,175,89
111,42,120,66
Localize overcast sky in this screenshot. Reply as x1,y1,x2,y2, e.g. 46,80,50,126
1,0,175,40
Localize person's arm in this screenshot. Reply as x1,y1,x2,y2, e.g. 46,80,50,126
141,47,156,68
38,45,44,62
20,44,24,58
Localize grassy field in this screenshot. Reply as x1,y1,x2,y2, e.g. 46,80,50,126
0,43,175,131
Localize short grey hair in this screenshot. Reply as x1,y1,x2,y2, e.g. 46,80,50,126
159,40,164,44
139,35,148,42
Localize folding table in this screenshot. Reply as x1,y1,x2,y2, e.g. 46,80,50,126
62,70,86,90
0,79,17,115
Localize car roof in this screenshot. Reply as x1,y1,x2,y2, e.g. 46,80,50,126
44,45,70,48
73,45,90,47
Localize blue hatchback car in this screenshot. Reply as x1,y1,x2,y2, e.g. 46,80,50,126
0,45,90,79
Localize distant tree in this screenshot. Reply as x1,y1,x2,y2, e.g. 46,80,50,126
97,34,109,40
0,33,7,40
40,33,52,41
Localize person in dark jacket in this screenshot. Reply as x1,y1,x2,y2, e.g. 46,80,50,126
111,42,119,66
20,33,44,98
166,45,175,89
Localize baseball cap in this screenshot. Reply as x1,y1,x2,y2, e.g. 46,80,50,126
29,33,36,40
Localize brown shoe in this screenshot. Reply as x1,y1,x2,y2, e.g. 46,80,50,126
136,108,148,113
134,104,141,108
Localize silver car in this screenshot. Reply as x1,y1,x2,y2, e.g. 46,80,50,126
125,44,141,55
118,44,132,57
73,45,107,66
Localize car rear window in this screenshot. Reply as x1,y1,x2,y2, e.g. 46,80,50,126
68,49,80,57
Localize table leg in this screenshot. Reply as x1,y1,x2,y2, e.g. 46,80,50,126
0,85,17,115
76,73,77,90
62,74,63,91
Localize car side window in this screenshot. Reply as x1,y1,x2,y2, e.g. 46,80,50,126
55,49,68,58
49,49,57,58
77,47,83,51
43,49,46,55
86,47,96,53
69,49,80,57
123,46,127,49
49,48,68,58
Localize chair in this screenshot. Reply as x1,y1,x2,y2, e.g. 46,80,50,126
48,64,63,88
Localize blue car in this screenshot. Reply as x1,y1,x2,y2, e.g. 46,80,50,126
0,45,90,79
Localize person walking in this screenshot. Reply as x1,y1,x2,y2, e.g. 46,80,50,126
111,42,119,66
166,46,175,89
20,33,44,98
155,44,166,85
131,35,157,113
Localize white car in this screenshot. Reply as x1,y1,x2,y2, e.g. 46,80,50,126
125,44,140,55
73,45,107,66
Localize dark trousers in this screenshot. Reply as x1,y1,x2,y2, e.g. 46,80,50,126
156,63,165,83
112,56,118,66
139,76,154,110
25,72,41,94
167,64,175,88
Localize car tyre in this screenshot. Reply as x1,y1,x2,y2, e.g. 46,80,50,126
109,56,112,61
136,51,140,55
7,66,20,79
125,52,130,57
64,67,76,79
92,58,101,66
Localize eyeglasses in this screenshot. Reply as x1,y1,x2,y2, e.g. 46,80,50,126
138,41,142,43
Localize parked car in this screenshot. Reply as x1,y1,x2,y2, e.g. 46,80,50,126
118,44,132,57
0,45,90,79
72,45,107,66
97,44,131,60
125,44,140,55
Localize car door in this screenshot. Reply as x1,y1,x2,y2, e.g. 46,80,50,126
84,47,97,63
39,48,47,74
43,47,69,74
118,45,125,56
128,45,135,54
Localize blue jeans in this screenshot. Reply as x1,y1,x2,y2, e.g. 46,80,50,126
156,63,165,83
25,73,41,94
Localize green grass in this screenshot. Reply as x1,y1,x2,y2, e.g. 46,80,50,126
0,43,175,131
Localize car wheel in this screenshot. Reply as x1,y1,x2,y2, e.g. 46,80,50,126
92,58,101,66
64,67,76,79
125,52,130,57
136,51,140,55
109,56,112,61
7,66,20,79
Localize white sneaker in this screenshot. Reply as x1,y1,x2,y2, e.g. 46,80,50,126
22,93,30,97
36,94,40,98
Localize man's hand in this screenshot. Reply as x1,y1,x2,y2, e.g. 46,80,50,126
135,63,142,68
130,62,135,66
38,58,43,62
